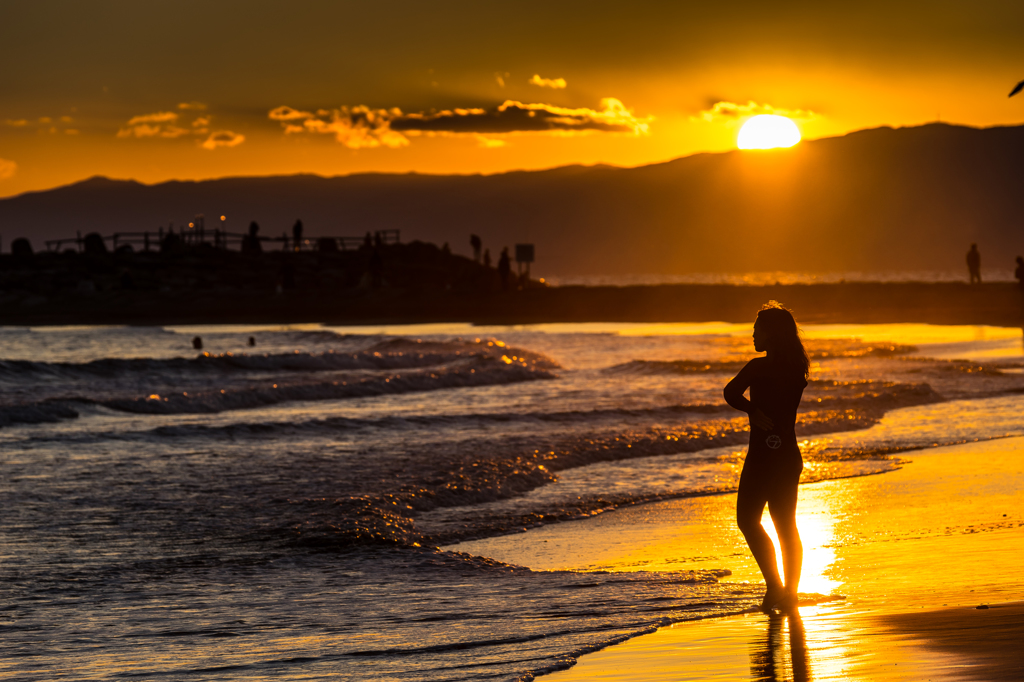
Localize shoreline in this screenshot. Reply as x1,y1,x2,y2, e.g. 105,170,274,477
448,436,1024,681
2,281,1023,327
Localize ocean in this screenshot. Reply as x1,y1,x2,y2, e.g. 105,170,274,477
1,321,1022,680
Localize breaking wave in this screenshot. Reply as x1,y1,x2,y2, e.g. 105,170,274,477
607,340,918,375
0,337,559,380
0,400,82,428
0,361,556,427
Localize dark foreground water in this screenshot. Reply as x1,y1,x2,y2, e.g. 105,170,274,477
1,322,1022,680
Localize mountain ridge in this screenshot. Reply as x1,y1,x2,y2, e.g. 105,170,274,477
2,121,1022,276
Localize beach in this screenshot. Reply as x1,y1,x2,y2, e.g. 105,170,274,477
6,4,1024,680
1,321,1022,680
451,431,1024,681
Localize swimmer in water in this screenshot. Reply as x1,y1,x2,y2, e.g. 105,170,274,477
724,302,809,612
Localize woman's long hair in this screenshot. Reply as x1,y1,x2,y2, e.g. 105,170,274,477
756,301,809,379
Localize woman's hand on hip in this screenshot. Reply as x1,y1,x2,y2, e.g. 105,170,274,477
750,408,774,431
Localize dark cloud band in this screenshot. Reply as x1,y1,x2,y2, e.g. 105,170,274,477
392,100,643,134
268,99,648,148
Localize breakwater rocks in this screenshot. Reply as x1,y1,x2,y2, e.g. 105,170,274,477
1,246,1021,327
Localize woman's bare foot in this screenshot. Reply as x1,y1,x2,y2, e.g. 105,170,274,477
761,587,799,613
774,590,799,612
760,585,787,613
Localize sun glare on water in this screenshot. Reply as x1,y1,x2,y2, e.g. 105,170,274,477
737,114,801,150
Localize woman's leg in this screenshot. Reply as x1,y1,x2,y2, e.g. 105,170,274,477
737,467,784,599
767,472,802,600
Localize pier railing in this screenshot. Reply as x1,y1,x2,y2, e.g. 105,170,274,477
45,229,400,253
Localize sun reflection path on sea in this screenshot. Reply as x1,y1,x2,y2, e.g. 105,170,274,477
762,498,841,598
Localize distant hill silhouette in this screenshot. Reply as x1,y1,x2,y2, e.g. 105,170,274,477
2,122,1022,275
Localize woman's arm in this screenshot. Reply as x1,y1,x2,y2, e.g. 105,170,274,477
724,360,775,431
724,361,755,413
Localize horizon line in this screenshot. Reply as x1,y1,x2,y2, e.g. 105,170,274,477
0,119,1013,201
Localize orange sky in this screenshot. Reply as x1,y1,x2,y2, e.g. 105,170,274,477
1,1,1022,198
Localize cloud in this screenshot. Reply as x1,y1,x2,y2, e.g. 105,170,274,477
5,116,76,133
270,105,408,148
495,72,508,88
0,158,16,180
126,111,179,125
529,74,567,89
268,105,316,121
201,130,245,149
392,99,648,135
696,100,817,123
117,108,233,143
117,111,192,138
269,98,649,149
476,135,506,148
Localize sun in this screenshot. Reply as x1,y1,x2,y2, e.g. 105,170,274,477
737,115,801,150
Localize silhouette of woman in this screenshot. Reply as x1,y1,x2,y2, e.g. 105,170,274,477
724,302,808,612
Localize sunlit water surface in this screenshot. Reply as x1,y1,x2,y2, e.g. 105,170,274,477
1,322,1022,680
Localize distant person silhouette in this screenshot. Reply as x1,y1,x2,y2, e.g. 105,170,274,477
11,238,33,261
724,302,808,613
497,247,511,291
292,220,303,251
242,221,262,254
967,243,981,284
248,336,256,347
192,336,203,350
161,228,181,253
483,248,491,268
1015,256,1024,318
470,234,482,262
83,232,107,255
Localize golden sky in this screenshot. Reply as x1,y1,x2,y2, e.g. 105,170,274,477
1,0,1022,198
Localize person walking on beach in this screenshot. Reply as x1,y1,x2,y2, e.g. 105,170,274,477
967,243,982,284
724,301,809,613
1015,256,1024,319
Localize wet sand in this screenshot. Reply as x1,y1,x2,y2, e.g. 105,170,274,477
451,437,1024,680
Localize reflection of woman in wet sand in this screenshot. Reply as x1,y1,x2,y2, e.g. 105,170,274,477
724,302,809,612
750,612,810,682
